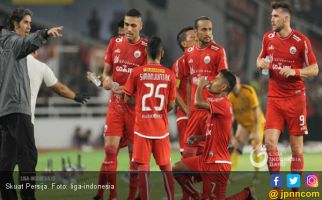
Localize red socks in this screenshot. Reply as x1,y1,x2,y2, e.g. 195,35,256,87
128,162,139,200
291,154,303,192
267,148,280,173
160,164,175,200
174,173,200,199
96,146,118,199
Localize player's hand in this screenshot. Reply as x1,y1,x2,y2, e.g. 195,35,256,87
198,77,209,88
257,58,270,70
102,76,113,90
279,66,295,78
47,26,63,37
112,85,124,95
74,93,90,104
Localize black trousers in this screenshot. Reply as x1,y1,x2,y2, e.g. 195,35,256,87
0,113,37,200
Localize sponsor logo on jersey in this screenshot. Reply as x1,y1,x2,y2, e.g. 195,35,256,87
290,46,297,54
114,55,119,63
268,45,274,50
143,67,165,73
116,65,132,73
206,130,212,136
134,50,141,58
210,45,219,51
204,55,211,64
114,48,121,53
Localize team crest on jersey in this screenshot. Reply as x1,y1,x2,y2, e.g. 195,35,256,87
114,55,119,63
134,50,141,58
268,45,274,50
114,48,121,53
268,32,275,39
204,56,211,64
290,46,297,54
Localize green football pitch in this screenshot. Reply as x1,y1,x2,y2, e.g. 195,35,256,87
37,148,322,171
14,149,321,199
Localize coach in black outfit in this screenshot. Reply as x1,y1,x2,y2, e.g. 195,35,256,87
0,8,63,200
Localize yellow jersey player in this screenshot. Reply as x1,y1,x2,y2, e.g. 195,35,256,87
228,76,265,183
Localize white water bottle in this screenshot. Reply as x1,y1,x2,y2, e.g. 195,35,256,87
262,56,270,75
89,73,102,87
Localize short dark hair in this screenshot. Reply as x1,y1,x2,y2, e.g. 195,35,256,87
221,69,236,93
125,8,141,18
271,1,292,15
147,36,163,60
7,8,33,31
176,26,194,51
194,16,211,29
118,17,124,28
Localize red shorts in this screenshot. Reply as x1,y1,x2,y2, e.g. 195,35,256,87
182,156,231,199
176,117,188,152
104,103,135,146
132,134,171,166
265,94,307,135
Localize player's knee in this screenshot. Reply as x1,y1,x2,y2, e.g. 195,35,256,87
264,137,277,150
104,146,118,158
159,164,172,172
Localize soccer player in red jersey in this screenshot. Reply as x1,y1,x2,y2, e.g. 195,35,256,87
124,36,176,200
173,70,256,200
180,16,228,158
172,26,196,153
256,1,319,194
93,9,147,200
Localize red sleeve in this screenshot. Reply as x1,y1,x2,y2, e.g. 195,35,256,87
172,60,182,80
217,48,229,73
123,69,136,96
259,34,268,59
208,98,228,116
169,72,176,101
104,38,114,65
302,36,317,66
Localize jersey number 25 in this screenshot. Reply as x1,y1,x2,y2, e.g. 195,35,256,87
142,83,167,111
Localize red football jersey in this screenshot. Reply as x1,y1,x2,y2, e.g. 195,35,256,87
105,36,147,103
172,55,189,119
123,64,176,139
181,41,228,111
259,30,317,97
202,97,232,164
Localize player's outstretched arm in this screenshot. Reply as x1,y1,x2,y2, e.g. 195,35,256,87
50,81,89,104
194,77,210,110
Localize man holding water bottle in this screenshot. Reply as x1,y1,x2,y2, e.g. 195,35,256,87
256,1,318,195
90,9,147,200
